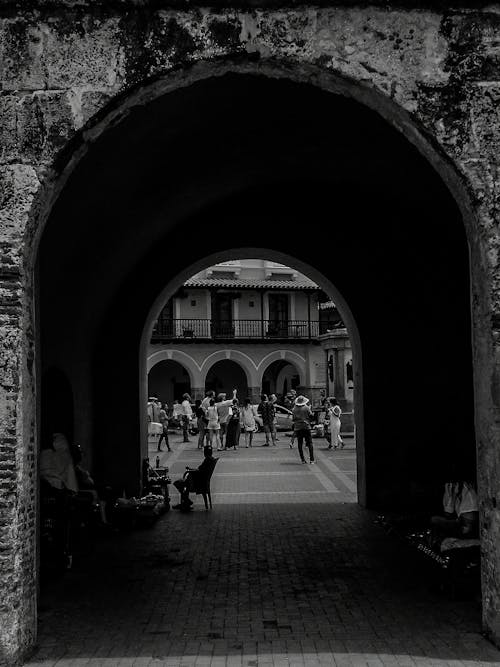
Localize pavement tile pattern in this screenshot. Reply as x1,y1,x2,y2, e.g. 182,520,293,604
28,434,500,667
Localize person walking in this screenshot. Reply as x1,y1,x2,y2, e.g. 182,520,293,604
172,399,183,428
157,402,172,452
326,397,343,449
269,393,280,441
147,396,162,443
240,398,258,447
181,393,193,443
258,394,277,446
225,398,241,450
292,395,315,464
194,399,208,449
216,391,236,448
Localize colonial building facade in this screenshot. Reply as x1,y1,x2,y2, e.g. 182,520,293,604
147,260,353,411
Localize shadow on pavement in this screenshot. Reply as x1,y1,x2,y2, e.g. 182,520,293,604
29,503,500,665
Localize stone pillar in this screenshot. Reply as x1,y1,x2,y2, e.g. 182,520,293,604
248,386,261,403
334,349,346,400
299,386,318,404
191,387,205,401
0,166,40,664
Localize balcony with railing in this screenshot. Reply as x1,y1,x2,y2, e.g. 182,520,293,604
151,318,343,342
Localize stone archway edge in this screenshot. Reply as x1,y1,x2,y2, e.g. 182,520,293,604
2,5,500,663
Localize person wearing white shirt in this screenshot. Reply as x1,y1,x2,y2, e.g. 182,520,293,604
240,398,258,448
181,393,193,443
216,389,237,449
201,390,215,411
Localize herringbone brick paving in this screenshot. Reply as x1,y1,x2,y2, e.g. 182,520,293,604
27,436,500,666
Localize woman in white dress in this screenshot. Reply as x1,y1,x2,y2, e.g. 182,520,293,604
326,397,343,450
240,398,258,448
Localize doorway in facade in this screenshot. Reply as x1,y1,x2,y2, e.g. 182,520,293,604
212,293,234,338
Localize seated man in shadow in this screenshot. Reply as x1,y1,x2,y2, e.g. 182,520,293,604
173,445,216,511
430,479,479,548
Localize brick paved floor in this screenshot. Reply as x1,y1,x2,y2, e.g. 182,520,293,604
28,434,500,666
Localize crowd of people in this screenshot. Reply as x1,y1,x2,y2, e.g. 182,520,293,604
166,389,349,509
148,389,346,465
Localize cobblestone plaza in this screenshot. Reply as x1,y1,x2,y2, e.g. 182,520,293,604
29,435,500,667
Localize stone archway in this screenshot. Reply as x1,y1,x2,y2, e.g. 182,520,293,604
2,10,499,656
200,350,259,391
28,72,488,656
261,360,301,399
147,358,193,406
257,351,307,394
204,359,250,400
23,69,487,660
147,350,202,387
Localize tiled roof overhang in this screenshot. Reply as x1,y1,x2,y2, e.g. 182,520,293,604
184,278,320,290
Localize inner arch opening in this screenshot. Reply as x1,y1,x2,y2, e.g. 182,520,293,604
148,359,193,406
205,360,249,399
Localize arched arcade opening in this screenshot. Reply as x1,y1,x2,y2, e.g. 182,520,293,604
261,360,301,399
148,359,192,405
204,360,249,399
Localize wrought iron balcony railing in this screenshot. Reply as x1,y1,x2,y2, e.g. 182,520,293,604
151,318,341,342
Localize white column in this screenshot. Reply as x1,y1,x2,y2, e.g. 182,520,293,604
233,297,240,337
263,292,269,320
174,298,181,337
206,290,212,320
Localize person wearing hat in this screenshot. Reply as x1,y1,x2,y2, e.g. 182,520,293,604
292,395,315,464
325,397,343,450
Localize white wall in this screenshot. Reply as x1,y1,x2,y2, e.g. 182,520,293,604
306,346,327,388
294,292,319,321
238,291,261,319
176,289,210,319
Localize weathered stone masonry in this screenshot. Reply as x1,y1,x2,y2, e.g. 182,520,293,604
1,1,500,662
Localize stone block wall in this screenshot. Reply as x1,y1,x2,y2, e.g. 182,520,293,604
1,1,500,662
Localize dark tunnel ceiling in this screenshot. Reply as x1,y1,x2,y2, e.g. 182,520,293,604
40,72,467,354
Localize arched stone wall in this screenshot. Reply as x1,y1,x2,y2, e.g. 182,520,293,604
200,350,259,389
147,349,202,387
1,4,500,662
203,358,250,399
257,351,307,389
